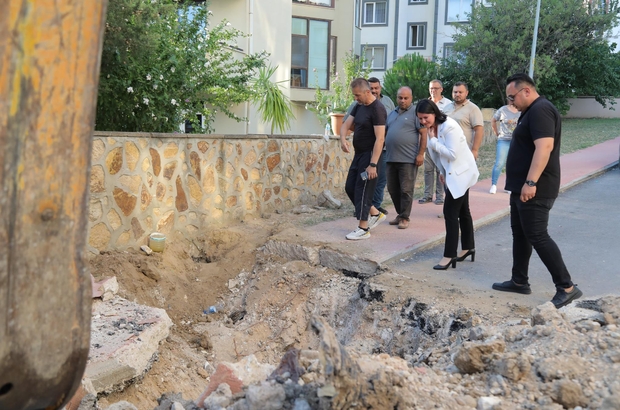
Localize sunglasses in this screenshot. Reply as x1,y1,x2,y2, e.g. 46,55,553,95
507,88,526,102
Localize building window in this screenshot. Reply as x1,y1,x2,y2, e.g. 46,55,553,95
291,17,330,89
293,0,334,7
363,1,388,25
409,0,428,4
355,0,361,27
443,43,455,59
362,45,387,70
446,0,471,23
407,23,427,49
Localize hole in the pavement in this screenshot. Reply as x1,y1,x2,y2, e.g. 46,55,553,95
191,251,213,263
0,383,13,396
341,269,362,278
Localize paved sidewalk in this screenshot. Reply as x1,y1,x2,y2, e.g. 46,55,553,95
274,137,620,271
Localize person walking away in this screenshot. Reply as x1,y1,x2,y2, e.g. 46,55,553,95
490,104,520,194
339,78,388,240
368,77,395,216
443,82,484,160
385,87,427,229
416,99,479,270
492,73,582,308
419,80,451,205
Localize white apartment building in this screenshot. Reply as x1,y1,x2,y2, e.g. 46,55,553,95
358,0,482,80
208,0,357,135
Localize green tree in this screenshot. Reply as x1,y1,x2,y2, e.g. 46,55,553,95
382,53,440,104
443,0,620,111
97,0,268,133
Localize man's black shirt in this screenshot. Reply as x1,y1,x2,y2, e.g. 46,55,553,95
505,97,562,198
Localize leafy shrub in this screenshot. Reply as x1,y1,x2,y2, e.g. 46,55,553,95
382,53,440,104
97,0,268,133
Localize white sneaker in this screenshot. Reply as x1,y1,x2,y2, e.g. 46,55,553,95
504,190,511,194
367,212,386,230
489,185,497,194
346,227,370,240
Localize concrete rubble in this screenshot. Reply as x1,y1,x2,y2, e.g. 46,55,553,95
317,190,342,209
154,296,620,409
85,297,173,395
74,270,620,410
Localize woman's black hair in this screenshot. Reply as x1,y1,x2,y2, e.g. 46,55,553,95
416,99,447,124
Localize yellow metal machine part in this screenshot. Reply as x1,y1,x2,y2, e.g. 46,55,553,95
0,1,108,409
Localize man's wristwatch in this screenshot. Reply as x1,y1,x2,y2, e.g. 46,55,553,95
369,163,377,167
525,180,537,187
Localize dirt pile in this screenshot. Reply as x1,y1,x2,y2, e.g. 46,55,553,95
84,208,620,409
152,295,620,410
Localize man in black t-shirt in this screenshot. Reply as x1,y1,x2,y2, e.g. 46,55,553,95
492,73,582,308
339,78,387,240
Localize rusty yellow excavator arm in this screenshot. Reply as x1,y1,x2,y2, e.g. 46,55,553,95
0,1,108,409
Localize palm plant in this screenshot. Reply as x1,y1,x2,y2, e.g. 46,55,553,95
251,65,295,134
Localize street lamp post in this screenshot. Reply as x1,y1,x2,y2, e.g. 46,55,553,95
529,0,542,78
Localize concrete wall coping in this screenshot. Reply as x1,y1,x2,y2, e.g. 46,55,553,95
93,131,334,140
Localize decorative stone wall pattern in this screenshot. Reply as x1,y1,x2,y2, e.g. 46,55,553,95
88,132,352,250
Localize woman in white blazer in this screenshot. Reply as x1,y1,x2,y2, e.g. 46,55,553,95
416,99,480,270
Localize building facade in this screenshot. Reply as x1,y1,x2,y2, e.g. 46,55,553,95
358,0,482,80
208,0,356,135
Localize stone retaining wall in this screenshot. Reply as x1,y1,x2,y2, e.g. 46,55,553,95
88,132,351,251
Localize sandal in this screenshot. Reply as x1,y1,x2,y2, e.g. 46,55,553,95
418,197,433,204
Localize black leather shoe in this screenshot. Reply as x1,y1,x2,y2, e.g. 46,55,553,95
433,258,457,270
551,285,583,309
492,280,532,295
456,249,475,262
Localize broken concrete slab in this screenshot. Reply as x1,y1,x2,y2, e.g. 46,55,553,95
92,276,119,301
85,297,172,394
317,190,342,209
319,248,380,277
262,240,320,265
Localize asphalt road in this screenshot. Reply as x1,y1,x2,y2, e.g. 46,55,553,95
389,167,620,307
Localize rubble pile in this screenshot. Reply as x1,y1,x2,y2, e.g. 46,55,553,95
77,254,620,410
158,296,620,410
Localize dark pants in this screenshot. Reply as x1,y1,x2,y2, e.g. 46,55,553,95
345,151,378,222
443,188,474,258
423,152,444,201
372,150,387,208
386,162,418,220
510,194,573,289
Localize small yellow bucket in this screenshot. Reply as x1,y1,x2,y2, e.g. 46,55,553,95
149,232,166,252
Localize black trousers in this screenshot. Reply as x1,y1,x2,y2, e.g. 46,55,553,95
345,151,377,222
386,162,419,220
510,194,573,289
443,188,474,258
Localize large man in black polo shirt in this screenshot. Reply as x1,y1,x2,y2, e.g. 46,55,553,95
492,73,582,308
339,78,387,240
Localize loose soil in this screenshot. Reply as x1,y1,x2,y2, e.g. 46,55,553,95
87,201,619,409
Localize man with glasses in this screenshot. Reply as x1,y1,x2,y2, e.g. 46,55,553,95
444,82,484,160
419,79,451,205
492,73,582,309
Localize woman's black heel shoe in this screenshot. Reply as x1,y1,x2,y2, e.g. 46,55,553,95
433,258,457,270
456,249,475,262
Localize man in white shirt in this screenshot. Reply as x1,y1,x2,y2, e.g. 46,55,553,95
419,80,450,205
